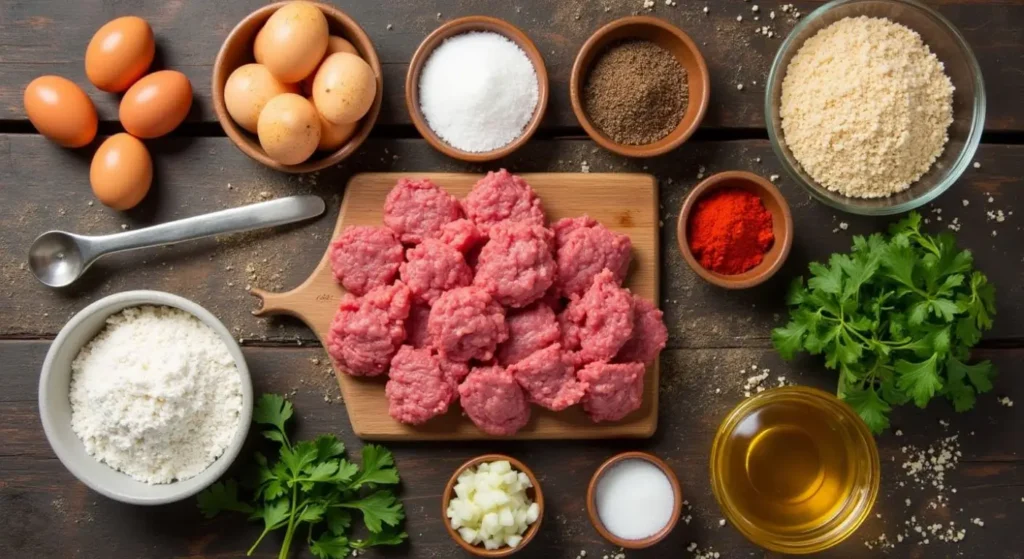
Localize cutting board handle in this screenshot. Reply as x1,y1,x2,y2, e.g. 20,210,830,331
250,287,299,318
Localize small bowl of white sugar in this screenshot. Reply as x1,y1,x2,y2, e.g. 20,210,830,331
406,16,549,162
38,290,253,505
586,451,682,549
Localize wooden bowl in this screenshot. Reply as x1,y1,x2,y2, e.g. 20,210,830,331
442,454,544,557
570,16,710,158
212,2,383,173
406,16,549,163
586,451,682,549
676,171,793,289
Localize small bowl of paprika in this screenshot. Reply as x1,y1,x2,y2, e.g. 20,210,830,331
677,171,793,289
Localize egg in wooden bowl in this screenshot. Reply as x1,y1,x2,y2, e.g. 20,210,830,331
212,1,382,173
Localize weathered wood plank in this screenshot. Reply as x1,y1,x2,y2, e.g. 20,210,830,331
0,0,1022,132
0,341,1019,558
0,136,1020,347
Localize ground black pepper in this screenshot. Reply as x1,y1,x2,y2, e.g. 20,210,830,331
583,40,689,146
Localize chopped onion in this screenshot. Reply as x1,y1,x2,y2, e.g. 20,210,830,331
446,460,538,549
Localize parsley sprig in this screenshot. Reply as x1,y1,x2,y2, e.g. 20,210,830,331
198,394,407,559
772,212,997,433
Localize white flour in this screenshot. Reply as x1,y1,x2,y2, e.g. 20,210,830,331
69,305,243,484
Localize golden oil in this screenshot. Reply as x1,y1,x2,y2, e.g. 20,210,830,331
710,387,879,554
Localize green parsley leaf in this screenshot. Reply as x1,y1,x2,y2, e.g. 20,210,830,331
310,533,350,559
771,321,806,360
315,435,346,460
895,355,942,408
844,385,891,433
352,529,409,549
326,509,352,535
253,393,293,436
948,355,995,394
197,480,254,519
351,445,400,488
341,491,405,533
281,441,318,479
258,498,291,531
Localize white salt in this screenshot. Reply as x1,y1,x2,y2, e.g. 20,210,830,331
419,31,539,153
595,458,676,540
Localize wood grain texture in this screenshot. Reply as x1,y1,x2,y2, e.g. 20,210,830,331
252,172,659,440
0,0,1022,132
0,341,1019,558
1,136,1019,348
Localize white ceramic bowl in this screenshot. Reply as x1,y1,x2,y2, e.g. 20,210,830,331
38,290,253,505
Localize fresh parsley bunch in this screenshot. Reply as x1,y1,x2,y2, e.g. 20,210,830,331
198,394,407,559
772,212,996,433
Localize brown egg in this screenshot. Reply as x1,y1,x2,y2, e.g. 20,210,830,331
312,52,376,124
119,70,193,138
300,35,361,95
90,133,152,210
257,93,321,165
85,16,155,93
257,1,329,83
224,64,298,133
23,76,98,148
315,102,358,151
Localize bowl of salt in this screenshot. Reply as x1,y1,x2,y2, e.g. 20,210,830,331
586,451,682,549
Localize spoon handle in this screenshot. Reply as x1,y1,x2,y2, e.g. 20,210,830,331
90,196,327,255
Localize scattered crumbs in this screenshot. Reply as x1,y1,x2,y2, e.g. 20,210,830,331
752,4,759,12
703,6,709,14
896,429,903,436
737,15,743,22
581,161,591,173
971,518,984,527
905,498,912,507
769,174,780,182
947,217,961,232
986,209,1006,223
755,157,761,163
386,23,393,30
436,12,441,19
838,222,849,231
973,161,981,169
718,518,726,527
770,10,776,19
120,224,128,230
736,83,744,91
987,196,994,203
991,230,997,237
998,396,1014,407
962,199,969,207
87,200,94,207
642,0,655,9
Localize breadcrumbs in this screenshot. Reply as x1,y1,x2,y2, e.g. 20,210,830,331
780,17,954,198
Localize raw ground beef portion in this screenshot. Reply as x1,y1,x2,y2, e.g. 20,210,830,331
458,365,531,436
615,296,668,364
473,221,556,308
463,169,546,235
553,215,632,297
400,240,473,305
383,178,462,244
439,219,486,254
578,361,646,422
509,344,585,411
405,304,431,349
428,286,508,362
559,269,635,364
385,345,457,425
329,226,404,296
496,302,561,366
327,282,411,376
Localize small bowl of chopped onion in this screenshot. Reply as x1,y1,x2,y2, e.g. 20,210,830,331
766,0,985,215
443,454,544,556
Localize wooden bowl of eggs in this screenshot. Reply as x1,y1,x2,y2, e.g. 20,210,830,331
212,1,382,173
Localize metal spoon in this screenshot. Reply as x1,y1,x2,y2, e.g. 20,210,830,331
29,195,326,288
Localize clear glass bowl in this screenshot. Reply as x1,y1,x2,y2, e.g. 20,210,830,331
765,0,986,215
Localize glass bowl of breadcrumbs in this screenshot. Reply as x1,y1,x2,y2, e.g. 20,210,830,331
765,0,985,215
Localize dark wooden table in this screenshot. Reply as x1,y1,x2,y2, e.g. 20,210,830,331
1,1,1021,558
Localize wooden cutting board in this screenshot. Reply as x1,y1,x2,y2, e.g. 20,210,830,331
251,173,660,440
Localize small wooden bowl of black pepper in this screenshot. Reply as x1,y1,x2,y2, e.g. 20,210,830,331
571,16,709,158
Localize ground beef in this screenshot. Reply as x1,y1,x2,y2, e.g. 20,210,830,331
428,287,508,362
400,240,473,305
559,269,635,364
473,221,556,308
405,303,431,349
329,226,403,296
496,302,561,366
509,344,585,411
327,282,411,376
463,169,546,235
383,178,462,244
553,215,632,297
385,345,457,425
578,361,645,422
615,296,668,364
439,218,486,254
440,358,470,388
458,365,531,436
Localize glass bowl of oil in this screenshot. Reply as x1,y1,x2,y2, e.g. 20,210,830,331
709,386,879,554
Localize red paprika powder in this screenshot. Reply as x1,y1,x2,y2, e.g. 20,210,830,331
687,188,774,275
